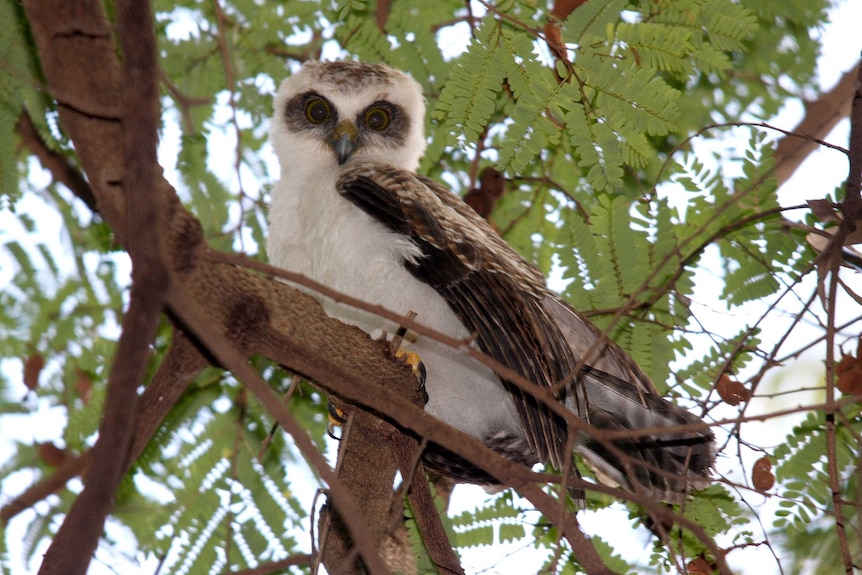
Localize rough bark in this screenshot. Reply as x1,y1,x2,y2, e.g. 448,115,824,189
318,407,412,575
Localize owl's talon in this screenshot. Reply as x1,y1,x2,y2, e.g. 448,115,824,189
395,348,428,404
327,399,347,440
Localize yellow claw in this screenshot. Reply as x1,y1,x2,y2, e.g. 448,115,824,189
395,348,428,403
326,399,347,440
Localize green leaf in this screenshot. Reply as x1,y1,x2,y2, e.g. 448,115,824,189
430,17,504,152
561,0,626,44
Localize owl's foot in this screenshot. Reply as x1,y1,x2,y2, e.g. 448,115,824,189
395,347,428,404
390,320,428,404
326,400,347,440
328,324,429,441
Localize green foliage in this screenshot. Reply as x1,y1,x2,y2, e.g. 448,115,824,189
0,0,852,573
553,129,788,395
495,32,565,174
557,192,688,389
673,326,760,397
0,1,55,206
644,484,753,568
773,409,860,533
428,0,759,192
533,517,631,574
116,383,307,574
431,17,506,155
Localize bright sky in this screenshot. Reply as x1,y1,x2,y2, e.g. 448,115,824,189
2,1,862,574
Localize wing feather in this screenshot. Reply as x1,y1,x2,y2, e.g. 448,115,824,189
339,164,574,466
336,162,713,501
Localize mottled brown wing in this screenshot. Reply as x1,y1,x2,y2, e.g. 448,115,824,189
337,162,715,501
336,162,587,468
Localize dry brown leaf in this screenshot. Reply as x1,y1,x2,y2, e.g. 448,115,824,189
752,456,775,492
807,199,839,222
74,369,93,405
716,373,751,406
686,556,715,575
23,353,45,391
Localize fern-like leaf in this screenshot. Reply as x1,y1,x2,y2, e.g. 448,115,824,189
561,0,626,44
432,18,504,145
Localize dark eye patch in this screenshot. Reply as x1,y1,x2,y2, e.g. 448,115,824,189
357,101,409,148
284,92,338,132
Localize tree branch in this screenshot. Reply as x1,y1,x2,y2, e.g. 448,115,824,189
127,326,210,461
15,111,98,212
773,61,860,187
29,1,167,573
842,61,862,220
391,435,464,575
0,451,88,524
825,57,862,575
318,399,408,574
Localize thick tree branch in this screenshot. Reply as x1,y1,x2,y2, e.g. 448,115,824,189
22,2,126,229
319,407,409,575
32,1,167,573
773,62,860,187
128,327,209,461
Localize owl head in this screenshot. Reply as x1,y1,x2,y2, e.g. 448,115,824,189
270,60,427,176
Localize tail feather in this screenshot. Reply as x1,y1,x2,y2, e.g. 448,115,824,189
574,367,713,503
544,296,715,502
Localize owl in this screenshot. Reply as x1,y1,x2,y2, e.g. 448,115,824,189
267,60,713,502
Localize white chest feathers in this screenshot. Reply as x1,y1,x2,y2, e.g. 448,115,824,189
267,169,452,335
266,170,522,442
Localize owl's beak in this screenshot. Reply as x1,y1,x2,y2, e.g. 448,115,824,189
332,120,358,165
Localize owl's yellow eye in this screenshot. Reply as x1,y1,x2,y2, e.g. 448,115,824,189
306,98,330,124
364,107,390,131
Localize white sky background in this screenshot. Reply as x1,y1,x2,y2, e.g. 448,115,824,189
2,1,862,573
